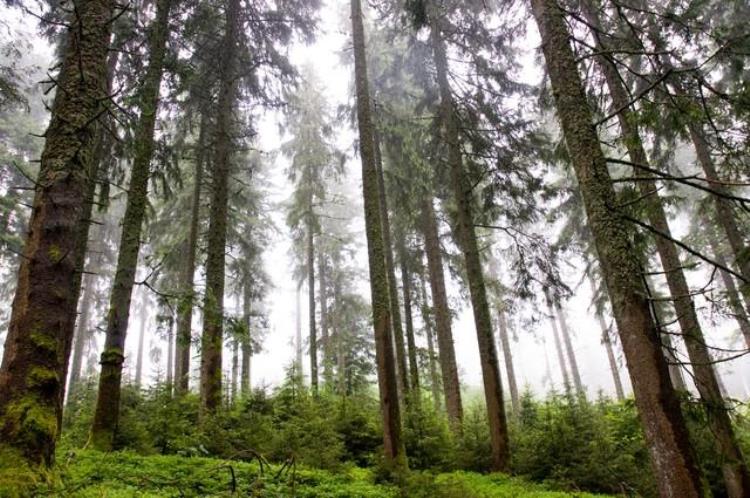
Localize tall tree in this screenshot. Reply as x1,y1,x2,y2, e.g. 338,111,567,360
0,0,115,470
528,0,704,494
350,0,405,469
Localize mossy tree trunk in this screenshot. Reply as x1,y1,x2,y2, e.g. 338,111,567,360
0,0,114,469
175,115,206,395
582,3,750,491
199,0,240,415
90,0,174,450
350,0,405,469
529,0,704,494
420,197,462,427
426,7,510,470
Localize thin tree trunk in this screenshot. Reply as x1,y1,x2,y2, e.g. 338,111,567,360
135,311,147,389
545,290,570,391
597,312,625,401
0,0,114,468
582,4,750,491
166,315,173,390
68,273,95,404
399,242,420,395
318,251,333,387
421,198,462,427
199,0,240,415
426,7,509,470
230,339,238,403
419,267,442,413
241,283,251,396
529,1,704,494
334,277,346,396
296,281,303,374
350,0,405,468
496,308,519,416
554,302,584,396
90,0,174,450
175,115,206,395
374,134,409,396
307,223,318,395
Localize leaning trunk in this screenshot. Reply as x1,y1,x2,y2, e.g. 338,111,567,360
421,197,462,427
0,0,114,468
545,291,570,391
199,0,240,414
350,0,405,468
554,302,584,396
529,1,704,494
427,8,509,470
90,0,173,450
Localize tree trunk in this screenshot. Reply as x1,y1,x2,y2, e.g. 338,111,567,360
374,134,409,396
554,302,584,396
597,312,625,401
134,311,147,389
419,267,442,413
90,0,173,450
307,223,318,395
175,115,206,395
241,283,251,396
421,197,462,427
230,339,238,403
296,281,303,374
333,277,346,396
0,0,114,468
545,291,571,391
350,0,405,468
67,272,95,404
496,308,519,416
399,241,420,395
199,0,240,415
426,7,509,470
582,4,750,492
318,251,333,387
165,315,173,390
529,1,704,494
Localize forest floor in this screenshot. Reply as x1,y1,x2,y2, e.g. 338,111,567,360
28,450,612,497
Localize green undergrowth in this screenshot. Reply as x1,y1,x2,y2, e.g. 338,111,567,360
27,450,611,497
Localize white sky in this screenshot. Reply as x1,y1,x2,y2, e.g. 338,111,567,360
3,0,749,402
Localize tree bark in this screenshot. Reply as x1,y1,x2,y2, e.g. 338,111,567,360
134,311,147,389
89,0,173,449
496,308,519,416
165,315,173,390
426,7,510,470
554,302,584,396
230,338,238,403
597,312,625,401
374,134,409,396
421,197,462,427
545,290,571,391
199,0,240,415
295,281,303,374
307,223,318,395
350,0,405,468
582,3,750,492
529,1,704,495
67,272,95,404
0,0,114,468
175,115,206,395
318,251,333,387
419,267,442,413
241,283,251,396
399,242,420,395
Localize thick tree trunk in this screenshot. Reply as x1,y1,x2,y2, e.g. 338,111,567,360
307,223,318,394
374,135,409,396
421,198,462,427
199,0,240,415
0,0,114,468
427,9,509,470
545,292,570,391
554,302,584,396
530,1,704,495
241,284,251,396
419,268,442,413
350,0,405,468
175,115,206,395
598,313,625,401
496,308,519,416
399,242,420,395
90,0,173,450
318,252,333,387
582,4,750,492
134,311,147,389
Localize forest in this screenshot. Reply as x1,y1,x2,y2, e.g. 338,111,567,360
0,0,749,496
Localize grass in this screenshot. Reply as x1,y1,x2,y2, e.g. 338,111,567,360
22,450,613,497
